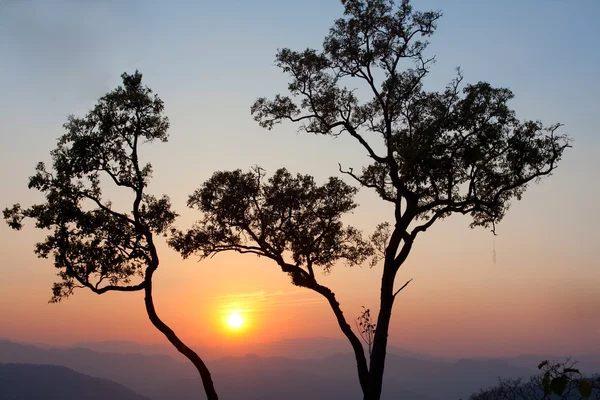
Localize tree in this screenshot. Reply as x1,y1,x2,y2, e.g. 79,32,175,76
3,72,219,400
469,360,599,400
247,0,570,399
170,167,376,385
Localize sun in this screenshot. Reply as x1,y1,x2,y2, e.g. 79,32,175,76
226,312,244,329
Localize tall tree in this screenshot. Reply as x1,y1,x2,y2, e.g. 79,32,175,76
3,72,219,400
248,0,570,399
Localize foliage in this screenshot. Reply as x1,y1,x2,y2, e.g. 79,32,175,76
3,0,573,399
170,166,374,283
356,306,376,358
249,0,571,399
252,0,569,232
470,360,599,400
538,360,595,399
3,71,172,301
170,166,376,393
3,71,218,400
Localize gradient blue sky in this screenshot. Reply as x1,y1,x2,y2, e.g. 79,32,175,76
1,0,598,357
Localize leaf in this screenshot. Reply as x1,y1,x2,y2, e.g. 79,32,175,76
550,376,569,396
578,379,592,399
538,360,549,370
542,371,552,394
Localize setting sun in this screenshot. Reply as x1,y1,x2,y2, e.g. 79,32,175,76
227,313,244,329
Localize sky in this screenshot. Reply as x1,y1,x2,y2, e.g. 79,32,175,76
0,0,599,358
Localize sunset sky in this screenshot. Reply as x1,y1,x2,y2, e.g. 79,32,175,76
0,0,598,358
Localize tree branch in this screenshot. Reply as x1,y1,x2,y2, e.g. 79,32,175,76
345,125,387,163
338,163,395,202
79,192,138,227
393,278,413,298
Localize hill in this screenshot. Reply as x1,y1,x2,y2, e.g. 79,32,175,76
72,336,446,361
0,340,543,399
0,363,150,400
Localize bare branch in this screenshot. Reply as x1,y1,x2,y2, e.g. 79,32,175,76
393,278,413,298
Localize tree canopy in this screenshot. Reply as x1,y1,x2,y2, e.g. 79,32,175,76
249,0,571,399
170,167,377,388
171,167,373,282
3,71,218,400
252,0,569,234
5,71,172,300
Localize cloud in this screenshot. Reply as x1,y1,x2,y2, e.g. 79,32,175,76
214,290,324,313
214,290,304,300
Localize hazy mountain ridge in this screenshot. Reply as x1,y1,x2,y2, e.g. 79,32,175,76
72,336,447,361
1,339,598,399
0,340,194,396
0,363,150,400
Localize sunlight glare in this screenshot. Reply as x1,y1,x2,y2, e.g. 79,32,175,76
227,312,244,329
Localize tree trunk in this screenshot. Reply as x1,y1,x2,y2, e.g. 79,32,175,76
317,285,371,396
366,266,397,400
144,268,218,400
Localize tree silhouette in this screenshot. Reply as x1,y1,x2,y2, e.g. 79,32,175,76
469,360,599,400
170,167,375,382
356,306,377,360
248,0,570,399
3,72,218,400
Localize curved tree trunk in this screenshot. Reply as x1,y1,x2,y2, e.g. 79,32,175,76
278,260,372,397
314,284,371,396
144,267,218,400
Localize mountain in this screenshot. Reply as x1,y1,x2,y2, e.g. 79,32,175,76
72,336,446,362
72,340,176,357
1,339,598,399
0,363,150,400
0,340,194,396
151,375,437,400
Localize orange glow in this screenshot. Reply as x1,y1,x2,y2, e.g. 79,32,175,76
1,202,598,358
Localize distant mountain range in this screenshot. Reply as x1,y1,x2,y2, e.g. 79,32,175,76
1,338,598,399
71,336,447,362
0,363,150,400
